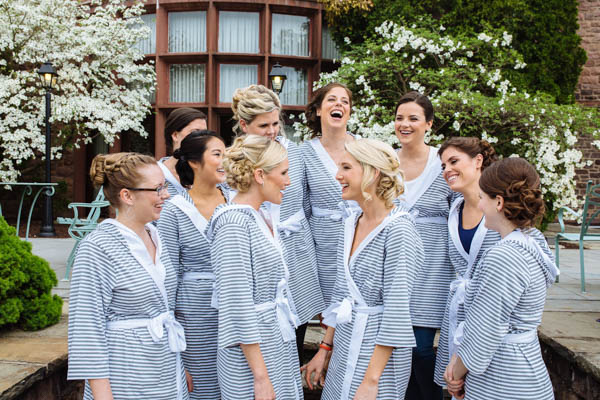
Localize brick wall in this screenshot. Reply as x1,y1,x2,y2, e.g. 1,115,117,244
575,0,600,216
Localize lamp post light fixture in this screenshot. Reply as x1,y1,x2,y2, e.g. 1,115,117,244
269,63,287,95
37,62,58,237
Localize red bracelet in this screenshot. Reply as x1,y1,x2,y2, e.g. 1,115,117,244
319,342,333,352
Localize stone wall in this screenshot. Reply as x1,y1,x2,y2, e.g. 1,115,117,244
575,0,600,217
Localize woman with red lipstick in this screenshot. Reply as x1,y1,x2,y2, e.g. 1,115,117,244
231,85,325,362
208,135,303,400
301,82,360,308
68,153,190,400
394,91,453,400
157,130,231,399
433,137,500,393
303,138,423,400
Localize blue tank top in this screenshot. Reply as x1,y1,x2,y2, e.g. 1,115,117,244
458,203,481,254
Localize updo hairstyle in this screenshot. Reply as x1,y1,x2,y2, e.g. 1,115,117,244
438,137,498,171
89,152,157,207
173,130,224,187
479,157,545,229
344,138,404,208
164,108,207,150
223,134,287,193
395,91,434,122
231,85,283,136
305,82,353,138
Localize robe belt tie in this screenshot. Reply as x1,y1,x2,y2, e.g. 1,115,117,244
322,297,384,400
448,276,470,357
312,201,359,221
254,278,300,342
182,272,219,309
278,209,306,237
415,216,448,224
107,311,186,399
453,321,537,351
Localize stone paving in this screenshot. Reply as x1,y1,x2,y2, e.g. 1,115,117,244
1,229,599,398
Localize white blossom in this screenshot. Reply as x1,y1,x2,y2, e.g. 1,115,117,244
0,0,154,181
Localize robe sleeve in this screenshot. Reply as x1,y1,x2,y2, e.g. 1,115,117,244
376,219,420,348
67,239,113,380
211,219,262,348
301,149,312,220
457,246,531,374
157,205,182,279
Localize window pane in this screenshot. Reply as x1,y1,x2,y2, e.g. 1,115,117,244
272,14,309,56
278,67,307,106
322,25,341,60
134,14,156,54
219,11,260,53
170,64,206,102
219,64,257,102
169,11,207,52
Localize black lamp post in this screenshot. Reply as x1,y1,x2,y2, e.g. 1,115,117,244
269,63,287,95
37,62,57,237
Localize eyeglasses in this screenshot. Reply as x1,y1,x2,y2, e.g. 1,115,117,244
126,182,170,195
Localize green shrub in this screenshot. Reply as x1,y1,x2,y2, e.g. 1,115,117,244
0,216,63,330
326,0,586,104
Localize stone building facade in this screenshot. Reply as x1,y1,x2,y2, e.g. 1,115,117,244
575,0,600,209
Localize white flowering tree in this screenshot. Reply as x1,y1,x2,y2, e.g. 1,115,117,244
294,21,600,226
0,0,155,182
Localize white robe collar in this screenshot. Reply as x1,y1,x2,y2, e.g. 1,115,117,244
158,159,186,195
400,146,442,209
343,207,410,306
102,219,169,310
448,196,488,277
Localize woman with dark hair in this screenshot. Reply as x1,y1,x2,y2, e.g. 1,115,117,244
433,137,501,390
157,130,230,399
300,82,359,307
158,108,208,196
394,91,453,400
444,157,557,400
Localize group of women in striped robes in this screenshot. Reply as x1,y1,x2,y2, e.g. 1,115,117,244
67,82,557,400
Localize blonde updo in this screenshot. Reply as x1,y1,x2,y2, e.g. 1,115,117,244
223,135,287,193
344,138,404,208
89,152,157,206
231,84,283,136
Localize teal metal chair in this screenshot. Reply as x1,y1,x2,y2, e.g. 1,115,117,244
56,187,110,280
555,180,600,292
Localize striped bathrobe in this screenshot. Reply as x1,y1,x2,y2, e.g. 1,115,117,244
400,147,453,328
68,220,188,400
208,204,303,400
433,195,501,387
301,137,359,305
321,206,423,399
157,186,230,399
456,229,556,399
263,137,324,324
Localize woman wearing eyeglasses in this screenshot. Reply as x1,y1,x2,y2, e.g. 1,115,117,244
68,152,190,400
157,130,231,399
